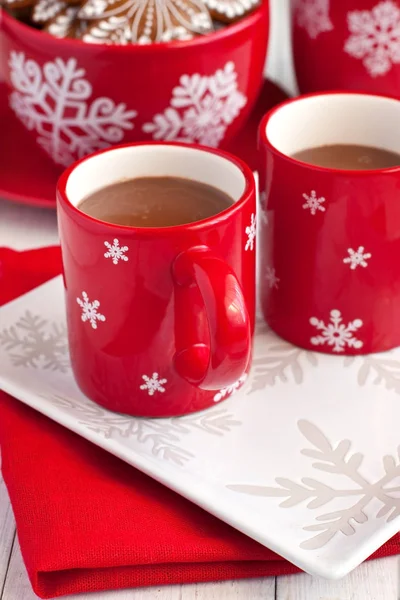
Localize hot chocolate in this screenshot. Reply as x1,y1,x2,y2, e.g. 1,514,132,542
78,176,233,227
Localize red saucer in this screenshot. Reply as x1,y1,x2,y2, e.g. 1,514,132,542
0,80,288,209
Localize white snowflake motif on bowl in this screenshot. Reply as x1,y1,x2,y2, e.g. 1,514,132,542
140,373,167,396
104,239,129,265
214,374,247,403
343,246,372,270
245,213,256,251
76,292,106,329
295,0,333,39
310,309,363,353
344,0,400,77
8,51,137,167
142,61,247,147
302,190,326,215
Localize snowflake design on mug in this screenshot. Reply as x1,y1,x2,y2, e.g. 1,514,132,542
245,213,256,251
344,1,400,77
214,374,247,403
295,0,333,39
302,190,326,215
104,239,129,264
76,292,106,329
310,309,363,353
265,266,280,290
343,247,372,270
140,373,168,396
142,62,247,147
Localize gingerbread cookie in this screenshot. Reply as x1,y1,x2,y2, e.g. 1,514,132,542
2,0,34,12
33,0,67,22
78,0,213,44
44,5,83,36
204,0,260,23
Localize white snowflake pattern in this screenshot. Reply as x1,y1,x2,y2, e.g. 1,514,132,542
104,238,129,264
140,372,168,396
0,311,69,372
310,309,363,353
343,246,372,270
295,0,333,39
344,1,400,77
245,213,256,251
265,266,280,289
8,51,137,167
76,292,106,329
228,420,400,550
214,374,247,403
142,61,247,147
302,190,326,215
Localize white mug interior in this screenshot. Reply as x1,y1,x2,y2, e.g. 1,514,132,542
65,144,246,208
265,93,400,159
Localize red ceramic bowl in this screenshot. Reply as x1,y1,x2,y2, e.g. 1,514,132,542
292,0,400,96
0,3,269,168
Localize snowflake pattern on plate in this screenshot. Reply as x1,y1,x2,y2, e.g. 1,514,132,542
295,0,333,39
344,1,400,77
343,246,372,270
245,213,256,251
0,311,69,372
104,238,129,264
228,419,400,550
76,292,106,329
310,309,363,353
265,266,279,289
142,61,246,147
214,374,247,403
8,51,137,167
140,372,167,396
302,190,326,215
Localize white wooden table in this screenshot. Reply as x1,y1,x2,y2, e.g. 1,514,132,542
1,1,400,597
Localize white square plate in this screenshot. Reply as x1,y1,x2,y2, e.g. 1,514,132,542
1,276,400,579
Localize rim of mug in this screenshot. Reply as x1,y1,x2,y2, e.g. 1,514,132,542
259,90,400,176
56,141,255,234
2,3,267,53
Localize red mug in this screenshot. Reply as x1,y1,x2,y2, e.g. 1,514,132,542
259,91,400,355
292,0,400,97
57,142,256,416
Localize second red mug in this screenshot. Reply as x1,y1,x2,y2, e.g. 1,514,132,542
57,142,256,417
259,91,400,355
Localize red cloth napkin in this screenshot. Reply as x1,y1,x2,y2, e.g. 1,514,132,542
1,246,400,599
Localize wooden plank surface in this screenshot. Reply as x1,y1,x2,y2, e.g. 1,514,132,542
0,474,15,598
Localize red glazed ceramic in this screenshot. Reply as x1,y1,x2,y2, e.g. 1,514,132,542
0,4,269,169
57,142,256,416
259,91,400,355
292,0,400,96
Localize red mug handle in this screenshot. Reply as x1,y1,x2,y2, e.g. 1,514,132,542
172,245,251,390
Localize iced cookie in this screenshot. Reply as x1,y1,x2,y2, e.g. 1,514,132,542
204,0,260,23
78,0,213,44
33,0,67,23
44,4,83,36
